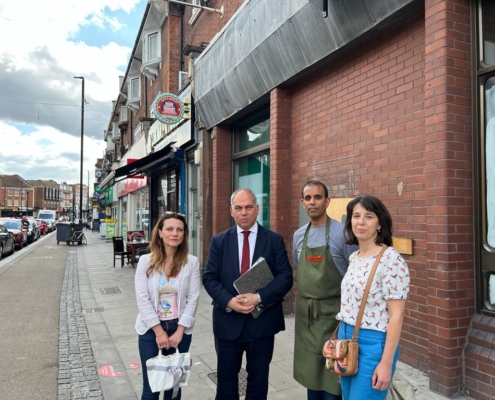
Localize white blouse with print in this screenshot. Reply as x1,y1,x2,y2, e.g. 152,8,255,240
336,247,410,332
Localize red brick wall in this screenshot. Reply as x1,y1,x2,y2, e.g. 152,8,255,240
182,0,245,72
211,124,231,235
465,315,495,400
424,0,473,396
270,87,293,239
290,8,431,384
270,87,295,313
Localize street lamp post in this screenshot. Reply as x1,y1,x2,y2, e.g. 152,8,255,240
86,169,90,217
74,76,85,223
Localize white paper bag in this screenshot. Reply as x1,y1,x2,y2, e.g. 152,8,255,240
146,349,191,394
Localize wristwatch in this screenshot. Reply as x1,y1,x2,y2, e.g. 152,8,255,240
256,292,263,310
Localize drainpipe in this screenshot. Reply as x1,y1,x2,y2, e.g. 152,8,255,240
179,5,184,72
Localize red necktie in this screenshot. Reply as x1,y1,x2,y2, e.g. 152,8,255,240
240,230,251,275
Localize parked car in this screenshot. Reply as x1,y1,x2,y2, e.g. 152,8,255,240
45,219,56,232
36,219,48,235
0,218,28,249
37,211,56,232
0,223,15,260
26,219,40,243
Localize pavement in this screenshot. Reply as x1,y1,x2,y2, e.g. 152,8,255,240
1,229,474,400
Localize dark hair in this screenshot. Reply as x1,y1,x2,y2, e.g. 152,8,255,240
147,212,189,277
301,180,328,199
344,195,393,246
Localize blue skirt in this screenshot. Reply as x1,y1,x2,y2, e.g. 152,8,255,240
338,322,399,400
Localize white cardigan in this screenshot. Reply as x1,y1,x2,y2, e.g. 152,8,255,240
135,253,200,336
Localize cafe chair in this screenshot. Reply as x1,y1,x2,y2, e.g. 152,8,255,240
112,236,131,268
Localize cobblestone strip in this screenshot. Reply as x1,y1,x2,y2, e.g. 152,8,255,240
58,249,104,400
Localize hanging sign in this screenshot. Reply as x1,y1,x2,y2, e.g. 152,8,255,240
152,93,184,125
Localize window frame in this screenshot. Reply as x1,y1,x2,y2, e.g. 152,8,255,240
474,0,495,316
130,77,140,101
231,110,271,228
147,32,160,62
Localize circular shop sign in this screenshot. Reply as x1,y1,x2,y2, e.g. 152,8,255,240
153,93,185,125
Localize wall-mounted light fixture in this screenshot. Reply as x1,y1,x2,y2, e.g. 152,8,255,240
307,0,328,18
155,0,224,17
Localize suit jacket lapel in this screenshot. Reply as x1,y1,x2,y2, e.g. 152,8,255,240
253,223,266,263
227,226,241,279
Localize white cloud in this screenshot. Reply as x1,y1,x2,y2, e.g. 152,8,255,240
0,0,142,186
0,121,106,187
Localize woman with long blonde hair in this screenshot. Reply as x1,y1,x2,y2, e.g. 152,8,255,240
135,212,200,400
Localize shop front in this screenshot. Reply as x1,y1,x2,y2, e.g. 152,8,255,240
115,87,199,255
192,0,495,397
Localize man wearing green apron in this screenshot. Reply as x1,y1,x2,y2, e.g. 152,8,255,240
293,181,358,400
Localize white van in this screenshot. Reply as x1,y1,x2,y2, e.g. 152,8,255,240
37,210,57,231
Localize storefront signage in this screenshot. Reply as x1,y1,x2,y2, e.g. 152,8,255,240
153,93,184,125
117,177,148,198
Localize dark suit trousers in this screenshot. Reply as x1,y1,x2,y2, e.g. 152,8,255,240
215,327,275,400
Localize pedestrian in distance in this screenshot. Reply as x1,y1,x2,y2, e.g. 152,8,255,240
203,188,293,400
335,195,410,400
135,212,200,400
293,180,358,400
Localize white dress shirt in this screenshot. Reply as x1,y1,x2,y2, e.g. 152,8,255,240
236,223,258,272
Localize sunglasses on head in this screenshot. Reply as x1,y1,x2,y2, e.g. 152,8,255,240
165,211,186,218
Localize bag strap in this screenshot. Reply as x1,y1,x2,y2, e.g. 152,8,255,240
351,246,388,340
330,246,388,342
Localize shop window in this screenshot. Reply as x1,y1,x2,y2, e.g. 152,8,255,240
483,0,495,65
232,113,270,228
157,168,180,217
486,77,495,247
486,272,495,307
233,151,270,229
476,0,495,316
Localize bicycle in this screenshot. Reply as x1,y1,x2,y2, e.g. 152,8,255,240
67,229,87,246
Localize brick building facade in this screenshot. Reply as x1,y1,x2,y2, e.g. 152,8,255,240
191,0,495,398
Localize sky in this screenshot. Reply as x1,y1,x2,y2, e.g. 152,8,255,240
0,0,147,191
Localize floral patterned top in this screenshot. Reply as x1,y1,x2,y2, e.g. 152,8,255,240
336,247,410,332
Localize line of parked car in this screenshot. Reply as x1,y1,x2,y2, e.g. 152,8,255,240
0,217,56,261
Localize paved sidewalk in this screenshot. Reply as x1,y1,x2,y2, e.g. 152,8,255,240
74,231,471,400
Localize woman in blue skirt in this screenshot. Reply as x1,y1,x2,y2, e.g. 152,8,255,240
336,195,410,400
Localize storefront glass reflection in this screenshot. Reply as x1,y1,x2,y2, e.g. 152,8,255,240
156,169,179,218
233,151,270,228
483,0,495,65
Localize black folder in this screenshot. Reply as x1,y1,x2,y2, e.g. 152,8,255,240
233,257,274,318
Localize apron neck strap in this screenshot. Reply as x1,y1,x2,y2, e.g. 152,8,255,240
302,217,331,249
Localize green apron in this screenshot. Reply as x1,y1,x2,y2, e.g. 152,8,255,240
294,217,342,394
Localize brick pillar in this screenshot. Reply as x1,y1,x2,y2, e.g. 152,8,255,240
424,1,473,396
270,87,293,239
270,87,294,313
212,124,232,235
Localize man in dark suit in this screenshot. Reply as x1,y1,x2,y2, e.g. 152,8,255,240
203,188,293,400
